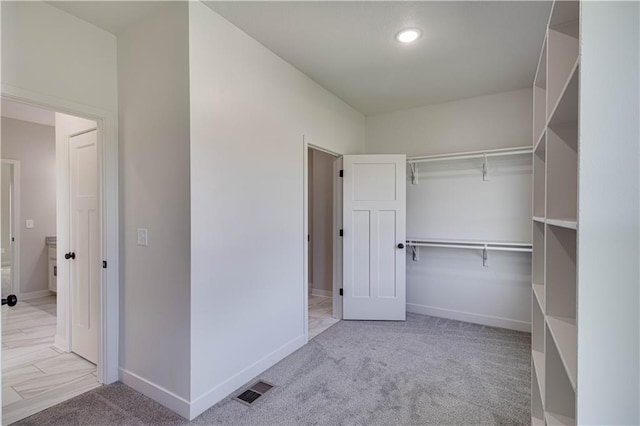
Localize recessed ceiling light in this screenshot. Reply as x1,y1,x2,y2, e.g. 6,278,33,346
396,28,422,43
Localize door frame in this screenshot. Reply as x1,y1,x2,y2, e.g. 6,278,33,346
0,159,20,297
303,137,343,343
1,85,119,385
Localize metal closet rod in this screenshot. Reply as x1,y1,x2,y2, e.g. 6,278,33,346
405,239,532,266
406,146,533,164
405,239,532,253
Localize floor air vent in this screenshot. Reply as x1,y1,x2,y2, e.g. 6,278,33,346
234,381,275,406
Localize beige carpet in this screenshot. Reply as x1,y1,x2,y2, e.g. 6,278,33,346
15,313,531,425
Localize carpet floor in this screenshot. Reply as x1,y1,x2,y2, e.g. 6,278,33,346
14,313,531,425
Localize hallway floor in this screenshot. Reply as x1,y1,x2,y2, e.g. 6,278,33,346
2,295,100,425
308,294,339,339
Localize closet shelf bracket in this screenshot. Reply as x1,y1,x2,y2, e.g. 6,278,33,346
482,154,489,181
411,245,419,261
482,244,488,267
409,162,418,185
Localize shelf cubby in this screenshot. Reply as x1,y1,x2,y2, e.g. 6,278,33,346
548,0,580,31
545,224,576,320
547,65,578,224
533,136,546,219
548,63,579,128
532,289,544,354
532,361,545,425
547,0,579,120
547,315,577,389
534,39,547,143
532,221,545,302
545,324,576,425
546,124,577,223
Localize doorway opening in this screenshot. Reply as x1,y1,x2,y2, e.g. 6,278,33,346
1,99,103,423
307,146,341,339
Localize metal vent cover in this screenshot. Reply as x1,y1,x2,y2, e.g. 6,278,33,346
234,381,275,406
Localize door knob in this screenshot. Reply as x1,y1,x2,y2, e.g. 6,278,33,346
65,252,76,260
2,294,17,306
397,243,405,249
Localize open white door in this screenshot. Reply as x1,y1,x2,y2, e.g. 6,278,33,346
69,130,100,364
342,155,406,320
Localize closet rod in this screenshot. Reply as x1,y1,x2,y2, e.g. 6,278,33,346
406,239,532,266
406,146,532,164
406,242,532,253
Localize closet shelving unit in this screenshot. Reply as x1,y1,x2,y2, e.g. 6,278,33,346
531,1,579,425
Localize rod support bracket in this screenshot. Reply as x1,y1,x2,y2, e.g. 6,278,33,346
482,244,489,267
409,162,418,185
482,154,489,181
411,245,419,261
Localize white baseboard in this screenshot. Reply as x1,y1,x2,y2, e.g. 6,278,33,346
119,368,191,419
189,334,305,419
54,335,68,353
19,290,53,301
310,288,332,298
406,303,531,332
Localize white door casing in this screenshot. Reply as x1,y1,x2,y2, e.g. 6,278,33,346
69,130,100,364
342,155,406,320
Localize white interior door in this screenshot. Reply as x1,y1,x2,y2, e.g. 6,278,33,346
342,155,406,320
69,130,99,364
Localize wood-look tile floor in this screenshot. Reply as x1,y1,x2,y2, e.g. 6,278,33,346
308,295,339,340
2,295,100,425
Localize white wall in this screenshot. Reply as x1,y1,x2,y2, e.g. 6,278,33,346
188,1,364,417
1,117,56,295
117,2,191,409
1,1,117,112
366,88,532,156
366,89,533,331
578,2,639,424
310,148,335,296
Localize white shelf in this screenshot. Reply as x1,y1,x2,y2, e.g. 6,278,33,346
547,315,577,390
546,218,577,230
533,216,545,224
545,411,575,426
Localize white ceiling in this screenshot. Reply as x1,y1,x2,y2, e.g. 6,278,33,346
206,1,551,115
46,1,164,35
2,99,55,127
47,1,551,116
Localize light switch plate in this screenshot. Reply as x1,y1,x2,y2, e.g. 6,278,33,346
137,228,148,246
25,220,34,229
